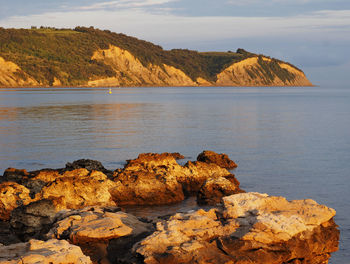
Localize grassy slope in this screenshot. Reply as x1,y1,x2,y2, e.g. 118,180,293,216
0,27,300,86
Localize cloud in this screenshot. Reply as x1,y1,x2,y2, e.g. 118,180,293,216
0,6,349,84
227,0,319,5
78,0,177,11
2,9,349,42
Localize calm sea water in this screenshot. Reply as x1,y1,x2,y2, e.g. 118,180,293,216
0,86,349,263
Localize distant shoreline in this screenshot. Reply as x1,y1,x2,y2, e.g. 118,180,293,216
0,84,316,89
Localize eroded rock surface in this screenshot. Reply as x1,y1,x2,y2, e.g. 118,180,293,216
47,207,153,264
0,239,91,264
10,199,60,241
134,192,339,264
178,161,236,195
65,159,111,175
0,221,20,245
0,182,32,221
197,150,238,169
111,152,242,205
0,151,241,210
197,176,243,205
37,170,116,209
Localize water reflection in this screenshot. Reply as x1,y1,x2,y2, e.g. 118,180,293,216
0,103,159,171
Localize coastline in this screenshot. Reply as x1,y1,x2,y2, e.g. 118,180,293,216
0,152,339,263
0,83,316,89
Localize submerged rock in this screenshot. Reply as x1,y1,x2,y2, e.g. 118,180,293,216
134,192,339,264
197,150,238,169
0,239,92,264
47,207,153,264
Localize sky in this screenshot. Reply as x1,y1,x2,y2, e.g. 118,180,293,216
0,0,349,86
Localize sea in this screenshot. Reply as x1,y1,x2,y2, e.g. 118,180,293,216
0,86,349,263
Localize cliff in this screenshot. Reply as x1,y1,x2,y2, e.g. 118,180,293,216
0,27,313,87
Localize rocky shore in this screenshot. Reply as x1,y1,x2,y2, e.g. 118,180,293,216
0,151,339,263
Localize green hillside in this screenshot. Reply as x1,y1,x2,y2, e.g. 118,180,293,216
0,27,300,86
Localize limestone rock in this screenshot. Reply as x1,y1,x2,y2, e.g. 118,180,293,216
2,168,29,183
197,176,243,205
10,199,60,241
179,161,237,195
0,220,20,245
134,192,339,264
123,152,183,170
197,150,238,169
37,170,116,209
31,168,89,182
111,169,184,206
47,207,153,264
0,182,32,221
111,153,185,205
65,159,110,174
0,239,91,264
111,152,241,205
1,152,241,212
2,168,52,197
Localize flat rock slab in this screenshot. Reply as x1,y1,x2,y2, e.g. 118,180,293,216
135,192,339,264
0,239,92,264
47,207,153,263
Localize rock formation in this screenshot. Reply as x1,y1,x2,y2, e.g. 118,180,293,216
0,182,32,221
0,239,92,264
0,152,241,209
0,57,38,87
10,199,60,241
65,159,112,175
197,150,238,169
111,152,242,205
89,46,197,87
134,192,339,264
46,207,153,263
0,152,339,264
197,176,243,205
216,57,313,87
37,170,116,209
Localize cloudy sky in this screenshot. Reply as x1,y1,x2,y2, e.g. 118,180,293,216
0,0,349,86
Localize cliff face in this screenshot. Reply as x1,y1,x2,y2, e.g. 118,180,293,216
88,46,312,87
0,49,312,88
0,57,38,87
216,57,313,86
88,46,196,87
0,49,313,88
0,27,313,87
